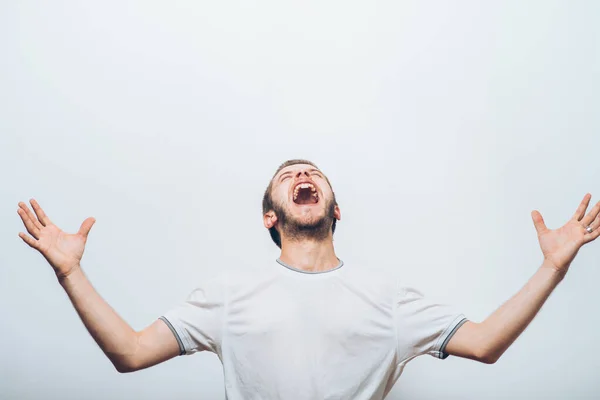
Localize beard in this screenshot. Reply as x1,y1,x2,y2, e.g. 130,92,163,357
272,197,336,244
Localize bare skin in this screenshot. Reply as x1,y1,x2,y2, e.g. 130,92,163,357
263,164,341,272
445,193,600,362
17,177,600,369
17,199,180,372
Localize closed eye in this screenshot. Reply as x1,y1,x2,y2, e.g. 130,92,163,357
279,173,292,182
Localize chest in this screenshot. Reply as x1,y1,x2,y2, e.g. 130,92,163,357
220,277,399,398
225,279,395,349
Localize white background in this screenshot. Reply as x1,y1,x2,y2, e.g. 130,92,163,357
1,1,599,399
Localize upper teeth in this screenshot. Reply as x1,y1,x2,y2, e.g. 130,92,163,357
293,183,317,200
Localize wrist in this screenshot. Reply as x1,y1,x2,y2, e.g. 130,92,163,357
539,259,567,283
57,264,83,286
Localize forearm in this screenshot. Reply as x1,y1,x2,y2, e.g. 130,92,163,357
58,266,139,371
477,260,564,362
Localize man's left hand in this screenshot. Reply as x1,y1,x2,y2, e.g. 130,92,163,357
532,193,600,276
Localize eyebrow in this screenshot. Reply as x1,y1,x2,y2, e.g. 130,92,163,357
278,171,293,181
277,168,323,182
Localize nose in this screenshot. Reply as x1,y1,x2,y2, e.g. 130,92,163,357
295,170,310,178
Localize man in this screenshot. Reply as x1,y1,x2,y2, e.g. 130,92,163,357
17,159,600,399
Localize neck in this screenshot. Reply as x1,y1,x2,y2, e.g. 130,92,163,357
278,236,339,273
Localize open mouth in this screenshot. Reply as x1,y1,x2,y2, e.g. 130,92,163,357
293,182,319,205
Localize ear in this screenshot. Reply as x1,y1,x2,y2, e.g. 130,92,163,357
334,205,341,221
263,211,278,229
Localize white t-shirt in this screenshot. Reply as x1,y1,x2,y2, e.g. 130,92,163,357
160,259,467,400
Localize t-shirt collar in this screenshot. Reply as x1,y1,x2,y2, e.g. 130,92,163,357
275,258,344,274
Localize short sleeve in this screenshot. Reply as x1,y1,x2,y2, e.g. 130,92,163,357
159,274,226,356
394,286,468,363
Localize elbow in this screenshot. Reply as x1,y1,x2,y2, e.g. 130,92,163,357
476,348,500,364
114,332,142,373
112,350,141,373
114,360,138,373
479,354,499,365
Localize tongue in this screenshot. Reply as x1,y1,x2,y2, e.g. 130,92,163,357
295,189,317,205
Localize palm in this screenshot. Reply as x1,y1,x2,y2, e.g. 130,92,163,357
18,199,95,278
537,221,584,271
532,193,600,273
37,225,86,272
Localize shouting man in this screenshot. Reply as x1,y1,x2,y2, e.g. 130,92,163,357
17,159,600,399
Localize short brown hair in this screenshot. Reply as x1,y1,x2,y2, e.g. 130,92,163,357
262,159,338,248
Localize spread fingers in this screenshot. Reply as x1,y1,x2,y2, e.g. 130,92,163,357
17,203,41,239
30,199,52,227
18,232,40,250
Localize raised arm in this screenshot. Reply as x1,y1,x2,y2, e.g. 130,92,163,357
17,199,180,372
445,193,600,364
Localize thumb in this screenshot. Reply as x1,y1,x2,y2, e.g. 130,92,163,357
78,217,96,239
531,210,547,235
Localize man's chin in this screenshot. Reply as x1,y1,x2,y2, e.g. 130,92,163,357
273,199,335,237
289,216,323,229
283,208,324,225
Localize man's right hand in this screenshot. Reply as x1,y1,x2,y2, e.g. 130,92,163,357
17,198,95,280
16,198,181,372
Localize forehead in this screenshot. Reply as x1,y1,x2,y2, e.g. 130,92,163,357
274,163,321,179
